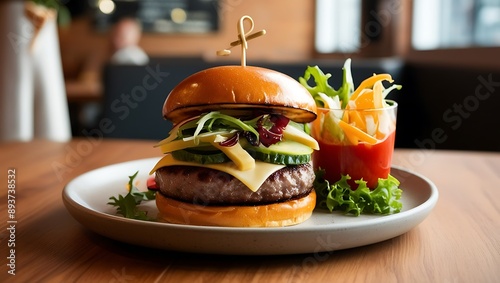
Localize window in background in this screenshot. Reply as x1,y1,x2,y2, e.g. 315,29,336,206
315,0,362,53
412,0,500,50
92,0,219,34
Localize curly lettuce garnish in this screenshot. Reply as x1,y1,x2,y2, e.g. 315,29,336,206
314,170,402,216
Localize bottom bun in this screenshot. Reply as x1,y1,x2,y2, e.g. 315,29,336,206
156,190,316,227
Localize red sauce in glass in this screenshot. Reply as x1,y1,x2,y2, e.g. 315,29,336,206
313,131,396,189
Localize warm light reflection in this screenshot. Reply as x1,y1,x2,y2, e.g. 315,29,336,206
98,0,116,15
171,8,187,24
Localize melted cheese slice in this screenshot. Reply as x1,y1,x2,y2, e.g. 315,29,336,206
150,155,285,192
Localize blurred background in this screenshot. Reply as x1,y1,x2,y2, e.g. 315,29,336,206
2,0,500,151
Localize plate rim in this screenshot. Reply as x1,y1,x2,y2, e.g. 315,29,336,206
62,157,439,253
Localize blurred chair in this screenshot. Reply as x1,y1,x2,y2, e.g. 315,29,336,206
99,60,218,140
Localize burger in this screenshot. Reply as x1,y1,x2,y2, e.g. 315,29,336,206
150,65,319,227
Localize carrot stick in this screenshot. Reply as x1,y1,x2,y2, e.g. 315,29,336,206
338,120,378,145
349,111,366,132
350,74,393,101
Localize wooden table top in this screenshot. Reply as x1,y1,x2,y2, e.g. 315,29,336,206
1,139,499,282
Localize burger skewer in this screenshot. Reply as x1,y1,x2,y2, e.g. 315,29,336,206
216,15,266,67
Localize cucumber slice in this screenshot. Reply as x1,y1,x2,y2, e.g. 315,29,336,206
245,149,310,165
244,140,313,165
172,140,313,166
171,149,230,164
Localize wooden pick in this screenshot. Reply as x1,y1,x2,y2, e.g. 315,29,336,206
216,15,266,66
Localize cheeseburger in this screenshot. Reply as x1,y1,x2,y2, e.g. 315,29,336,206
150,65,319,227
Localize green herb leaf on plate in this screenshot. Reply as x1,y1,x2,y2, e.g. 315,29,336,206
108,171,156,221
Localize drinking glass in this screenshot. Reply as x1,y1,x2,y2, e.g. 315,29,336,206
310,100,398,189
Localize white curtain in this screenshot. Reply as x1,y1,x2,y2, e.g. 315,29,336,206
0,1,71,142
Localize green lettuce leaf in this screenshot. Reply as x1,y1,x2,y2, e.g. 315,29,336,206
314,170,402,216
298,59,354,109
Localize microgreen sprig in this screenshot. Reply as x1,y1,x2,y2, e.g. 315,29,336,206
108,171,156,221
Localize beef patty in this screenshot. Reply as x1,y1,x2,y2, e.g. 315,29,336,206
154,164,315,205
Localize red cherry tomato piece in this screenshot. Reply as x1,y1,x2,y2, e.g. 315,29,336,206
146,175,158,190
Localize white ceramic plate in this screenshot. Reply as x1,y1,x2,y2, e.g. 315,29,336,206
62,158,438,255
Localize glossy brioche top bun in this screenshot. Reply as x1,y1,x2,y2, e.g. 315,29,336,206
156,190,316,227
163,65,317,124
